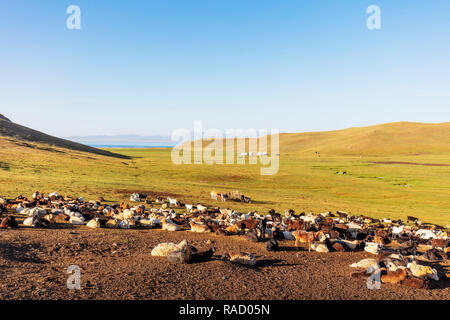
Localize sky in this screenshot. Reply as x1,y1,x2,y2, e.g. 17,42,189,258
0,0,449,137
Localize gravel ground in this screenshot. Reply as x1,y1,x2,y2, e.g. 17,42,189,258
0,227,449,300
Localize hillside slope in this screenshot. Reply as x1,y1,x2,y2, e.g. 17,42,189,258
0,115,129,159
190,122,450,156
280,122,450,155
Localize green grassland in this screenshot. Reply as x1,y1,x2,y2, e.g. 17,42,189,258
0,136,449,226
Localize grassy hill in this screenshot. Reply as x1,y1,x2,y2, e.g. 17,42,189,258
0,119,449,225
280,122,450,155
0,115,129,159
187,122,450,157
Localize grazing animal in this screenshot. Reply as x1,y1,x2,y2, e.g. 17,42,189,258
407,216,419,224
311,243,329,253
105,219,119,228
401,276,429,289
70,215,85,225
167,197,179,206
0,216,18,229
407,261,439,280
188,247,216,263
265,239,279,251
152,240,190,257
227,252,257,266
292,230,315,251
189,221,211,233
392,225,404,238
55,213,70,223
87,218,101,229
381,269,407,284
225,224,238,234
364,242,380,255
162,219,181,231
350,258,379,269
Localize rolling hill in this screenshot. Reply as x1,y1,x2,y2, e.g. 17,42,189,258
0,115,129,159
190,122,450,156
279,122,450,155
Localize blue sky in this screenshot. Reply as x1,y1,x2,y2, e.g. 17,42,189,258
0,0,449,137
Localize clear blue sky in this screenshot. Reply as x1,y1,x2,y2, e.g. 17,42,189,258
1,0,449,137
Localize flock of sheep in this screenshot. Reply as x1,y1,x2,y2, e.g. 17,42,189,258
0,190,449,290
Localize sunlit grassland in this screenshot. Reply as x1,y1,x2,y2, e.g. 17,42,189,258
0,138,449,226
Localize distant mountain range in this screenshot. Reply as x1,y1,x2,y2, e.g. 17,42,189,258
65,135,173,143
65,135,176,147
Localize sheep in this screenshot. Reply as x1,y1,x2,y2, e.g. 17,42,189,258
415,229,437,240
311,243,329,253
392,225,404,238
227,252,257,266
23,216,36,227
16,203,25,214
118,220,130,229
407,261,439,280
151,240,189,257
105,219,119,228
161,219,180,231
350,258,379,270
87,218,101,229
364,242,381,255
43,214,56,224
70,215,85,225
190,221,211,233
167,197,179,206
130,193,140,202
338,239,358,251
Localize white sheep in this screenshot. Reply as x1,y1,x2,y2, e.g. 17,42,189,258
118,220,131,229
415,229,437,240
151,240,189,257
311,243,329,253
407,261,439,281
364,242,381,255
190,222,211,233
162,220,180,231
16,203,25,214
86,218,101,229
350,258,379,269
392,225,404,238
70,216,85,225
228,252,256,266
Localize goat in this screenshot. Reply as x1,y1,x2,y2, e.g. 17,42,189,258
381,269,407,284
0,216,18,229
292,230,315,251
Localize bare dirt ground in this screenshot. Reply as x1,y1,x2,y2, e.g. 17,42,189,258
0,227,449,300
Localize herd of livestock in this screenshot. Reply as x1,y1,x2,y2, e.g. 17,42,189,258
0,190,449,290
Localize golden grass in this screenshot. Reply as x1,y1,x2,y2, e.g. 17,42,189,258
0,133,449,226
